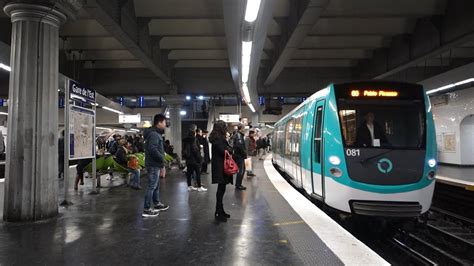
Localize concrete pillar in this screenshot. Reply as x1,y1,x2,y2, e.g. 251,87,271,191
3,3,66,222
163,95,185,159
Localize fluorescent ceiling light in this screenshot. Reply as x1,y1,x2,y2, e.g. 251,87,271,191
242,41,252,56
130,128,140,132
198,95,204,100
0,112,8,116
0,63,11,72
70,94,86,102
241,55,250,83
454,78,474,86
180,110,187,116
426,78,474,95
186,96,191,100
242,83,251,103
102,106,124,115
244,0,261,22
96,127,111,130
248,103,256,113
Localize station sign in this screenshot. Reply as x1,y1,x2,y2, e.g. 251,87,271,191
119,113,141,124
69,80,96,103
219,114,240,123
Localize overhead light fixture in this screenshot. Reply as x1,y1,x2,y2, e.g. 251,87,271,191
241,55,250,83
198,95,204,100
180,110,187,116
242,83,251,103
0,112,8,116
248,103,256,113
186,95,191,101
130,128,140,132
244,0,262,22
242,41,252,56
102,106,124,115
96,127,111,130
0,63,11,72
426,78,474,95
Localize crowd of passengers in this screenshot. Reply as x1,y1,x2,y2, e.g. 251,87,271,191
62,114,271,221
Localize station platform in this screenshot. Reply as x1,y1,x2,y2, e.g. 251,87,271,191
0,157,386,265
436,164,474,190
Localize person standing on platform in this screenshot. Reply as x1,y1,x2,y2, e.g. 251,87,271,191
182,129,207,192
142,114,169,217
209,120,233,222
245,130,257,177
231,124,247,190
197,129,210,174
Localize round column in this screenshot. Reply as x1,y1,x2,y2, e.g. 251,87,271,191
3,3,66,221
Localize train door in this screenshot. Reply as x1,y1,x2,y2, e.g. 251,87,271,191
311,101,325,197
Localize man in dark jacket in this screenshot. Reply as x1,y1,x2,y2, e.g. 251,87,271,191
142,114,169,217
182,129,207,191
231,124,247,190
196,129,210,174
355,112,388,147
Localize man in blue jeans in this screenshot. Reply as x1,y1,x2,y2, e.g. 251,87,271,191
142,114,170,217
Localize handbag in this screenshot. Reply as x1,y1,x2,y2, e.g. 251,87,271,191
224,150,239,176
127,156,139,170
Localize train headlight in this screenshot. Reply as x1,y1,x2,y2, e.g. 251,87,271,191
329,167,343,178
427,171,435,180
428,159,437,168
329,156,341,165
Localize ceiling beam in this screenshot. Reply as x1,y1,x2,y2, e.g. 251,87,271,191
82,0,171,84
264,0,331,86
354,0,474,79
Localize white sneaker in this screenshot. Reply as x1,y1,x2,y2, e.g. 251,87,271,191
197,186,208,192
188,186,197,191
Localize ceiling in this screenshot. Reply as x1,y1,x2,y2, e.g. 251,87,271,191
0,0,474,98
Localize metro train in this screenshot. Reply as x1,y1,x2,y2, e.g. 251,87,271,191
272,81,437,217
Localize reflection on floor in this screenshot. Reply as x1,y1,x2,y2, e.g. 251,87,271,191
0,161,341,265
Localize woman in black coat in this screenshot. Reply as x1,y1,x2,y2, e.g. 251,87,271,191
209,120,233,222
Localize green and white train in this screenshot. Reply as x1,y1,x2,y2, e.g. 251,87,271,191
272,81,437,217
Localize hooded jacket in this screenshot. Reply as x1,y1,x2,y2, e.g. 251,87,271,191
182,135,202,166
144,127,165,168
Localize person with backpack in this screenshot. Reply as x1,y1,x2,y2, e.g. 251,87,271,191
231,124,247,190
182,129,207,192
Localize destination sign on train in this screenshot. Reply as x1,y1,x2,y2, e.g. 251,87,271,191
350,89,399,97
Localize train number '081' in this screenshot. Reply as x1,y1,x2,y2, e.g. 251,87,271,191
346,149,360,157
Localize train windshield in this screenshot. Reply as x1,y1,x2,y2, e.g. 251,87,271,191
335,83,426,149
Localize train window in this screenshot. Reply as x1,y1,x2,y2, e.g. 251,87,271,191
314,107,323,163
337,101,426,149
339,110,357,145
292,116,303,166
285,120,293,158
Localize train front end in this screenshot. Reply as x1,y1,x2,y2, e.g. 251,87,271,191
324,82,437,217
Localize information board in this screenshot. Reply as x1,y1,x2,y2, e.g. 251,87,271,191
219,114,240,123
119,113,141,123
69,105,96,159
